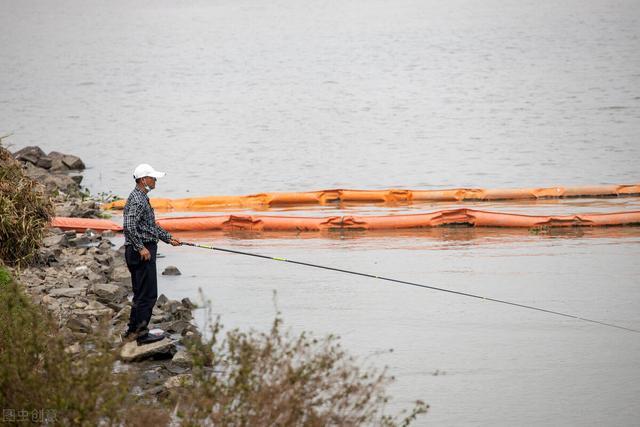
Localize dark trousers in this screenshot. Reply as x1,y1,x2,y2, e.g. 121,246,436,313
125,242,158,333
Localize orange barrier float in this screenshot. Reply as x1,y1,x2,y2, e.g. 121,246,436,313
51,209,640,233
50,217,123,232
155,210,640,232
102,184,640,211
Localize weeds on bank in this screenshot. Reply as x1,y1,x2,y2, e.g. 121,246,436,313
173,296,428,426
0,143,53,267
0,266,131,426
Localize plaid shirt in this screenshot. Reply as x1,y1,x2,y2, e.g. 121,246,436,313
123,187,172,251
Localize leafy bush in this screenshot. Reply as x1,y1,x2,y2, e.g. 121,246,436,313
0,266,130,426
0,144,53,266
175,301,428,426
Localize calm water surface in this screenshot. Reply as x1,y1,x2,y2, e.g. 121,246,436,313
2,0,640,424
1,0,639,196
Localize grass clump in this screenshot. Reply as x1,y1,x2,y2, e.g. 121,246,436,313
0,143,53,266
0,266,130,425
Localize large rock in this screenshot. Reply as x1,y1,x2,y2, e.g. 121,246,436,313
69,281,90,290
162,266,181,276
22,162,49,180
156,294,169,307
113,305,132,324
38,247,62,265
36,156,53,169
49,158,69,172
110,266,131,285
49,287,85,298
21,162,79,194
47,151,70,172
87,270,105,284
151,307,172,324
13,146,45,165
43,234,69,248
155,320,191,335
62,154,85,170
83,300,114,318
91,283,127,304
46,174,80,194
120,338,176,362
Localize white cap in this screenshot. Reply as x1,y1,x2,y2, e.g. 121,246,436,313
133,163,166,180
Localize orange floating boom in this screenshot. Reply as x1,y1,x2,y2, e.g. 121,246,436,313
51,209,640,233
50,217,123,233
102,184,640,211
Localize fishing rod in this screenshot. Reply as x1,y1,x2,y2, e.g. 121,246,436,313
180,242,640,334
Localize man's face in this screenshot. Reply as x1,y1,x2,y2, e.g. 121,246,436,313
142,176,157,190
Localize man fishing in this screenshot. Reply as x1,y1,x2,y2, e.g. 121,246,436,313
122,163,181,345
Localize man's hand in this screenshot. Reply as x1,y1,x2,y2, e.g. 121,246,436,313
170,238,182,246
139,247,151,261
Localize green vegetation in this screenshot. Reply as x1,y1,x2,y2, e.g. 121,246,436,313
173,302,428,426
0,144,53,266
0,266,130,426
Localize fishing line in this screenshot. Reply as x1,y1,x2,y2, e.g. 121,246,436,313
181,242,639,334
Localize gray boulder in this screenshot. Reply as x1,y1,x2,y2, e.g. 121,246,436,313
49,287,85,298
92,283,127,304
21,162,79,194
110,266,131,285
36,156,53,169
156,320,190,335
13,146,45,165
162,266,181,276
113,305,132,323
83,300,114,318
120,338,176,363
43,234,69,248
62,154,85,170
156,294,169,307
47,151,70,172
47,174,80,194
87,270,104,284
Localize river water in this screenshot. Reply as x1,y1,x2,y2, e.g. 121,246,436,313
2,0,640,425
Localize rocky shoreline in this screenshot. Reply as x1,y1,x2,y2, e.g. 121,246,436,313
8,146,200,399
